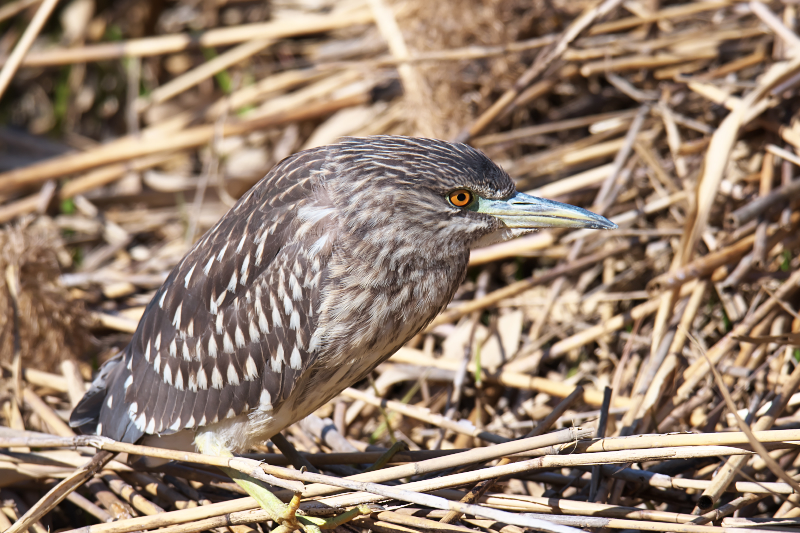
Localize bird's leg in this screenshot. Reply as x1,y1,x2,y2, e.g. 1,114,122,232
195,432,305,531
195,432,370,532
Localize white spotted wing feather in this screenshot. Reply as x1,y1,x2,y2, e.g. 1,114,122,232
72,148,333,443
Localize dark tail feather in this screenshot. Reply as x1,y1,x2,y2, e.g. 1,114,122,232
70,351,144,443
69,352,123,434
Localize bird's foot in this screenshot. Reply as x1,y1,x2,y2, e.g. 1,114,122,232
222,464,306,530
260,493,370,533
258,492,303,533
195,433,370,532
229,471,371,532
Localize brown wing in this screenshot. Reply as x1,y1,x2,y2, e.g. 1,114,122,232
72,147,334,443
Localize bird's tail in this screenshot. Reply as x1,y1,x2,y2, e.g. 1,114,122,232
69,350,143,443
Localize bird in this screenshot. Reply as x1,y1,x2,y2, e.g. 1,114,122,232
70,135,615,531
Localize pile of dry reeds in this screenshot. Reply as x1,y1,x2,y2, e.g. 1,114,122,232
2,0,800,532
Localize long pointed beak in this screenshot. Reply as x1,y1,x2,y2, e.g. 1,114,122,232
477,192,617,230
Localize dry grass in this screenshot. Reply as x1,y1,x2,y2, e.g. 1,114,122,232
2,0,800,532
0,217,90,371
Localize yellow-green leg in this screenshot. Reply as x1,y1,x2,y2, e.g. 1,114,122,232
195,433,369,532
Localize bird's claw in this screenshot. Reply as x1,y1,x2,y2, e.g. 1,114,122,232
270,493,304,532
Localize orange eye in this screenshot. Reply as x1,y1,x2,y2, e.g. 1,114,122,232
449,189,473,207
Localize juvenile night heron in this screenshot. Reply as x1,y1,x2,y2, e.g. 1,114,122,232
70,136,615,530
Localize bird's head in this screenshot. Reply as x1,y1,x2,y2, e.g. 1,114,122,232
326,136,616,260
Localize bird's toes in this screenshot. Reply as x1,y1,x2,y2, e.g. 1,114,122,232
270,493,306,532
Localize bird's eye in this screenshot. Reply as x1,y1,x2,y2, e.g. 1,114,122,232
448,189,473,207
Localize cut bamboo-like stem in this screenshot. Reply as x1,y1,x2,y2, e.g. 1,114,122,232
571,428,800,453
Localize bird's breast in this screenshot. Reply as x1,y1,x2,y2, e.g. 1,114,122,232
310,243,467,371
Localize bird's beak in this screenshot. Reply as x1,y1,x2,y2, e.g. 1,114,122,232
477,191,617,230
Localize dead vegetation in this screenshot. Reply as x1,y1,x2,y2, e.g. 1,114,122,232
0,217,90,372
2,0,800,532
